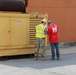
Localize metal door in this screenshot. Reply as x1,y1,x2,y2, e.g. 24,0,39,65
0,18,10,46
11,18,27,46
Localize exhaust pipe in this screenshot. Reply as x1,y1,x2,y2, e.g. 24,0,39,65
0,0,28,13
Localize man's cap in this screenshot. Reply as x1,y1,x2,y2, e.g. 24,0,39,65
41,19,46,23
48,20,52,25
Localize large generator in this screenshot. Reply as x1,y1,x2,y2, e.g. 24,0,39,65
0,13,48,56
0,0,48,56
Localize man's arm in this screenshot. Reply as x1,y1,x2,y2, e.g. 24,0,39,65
44,27,47,35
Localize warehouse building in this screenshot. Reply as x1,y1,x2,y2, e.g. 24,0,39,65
27,0,76,42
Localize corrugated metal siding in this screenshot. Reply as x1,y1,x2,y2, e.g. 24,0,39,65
27,0,76,42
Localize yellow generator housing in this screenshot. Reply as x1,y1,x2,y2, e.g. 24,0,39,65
0,13,48,56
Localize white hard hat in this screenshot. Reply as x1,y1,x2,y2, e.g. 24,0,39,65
41,19,46,22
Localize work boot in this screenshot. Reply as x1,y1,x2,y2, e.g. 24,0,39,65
51,58,55,60
34,56,38,60
42,56,46,61
57,58,60,60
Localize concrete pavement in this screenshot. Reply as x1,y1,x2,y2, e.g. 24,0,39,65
0,46,76,75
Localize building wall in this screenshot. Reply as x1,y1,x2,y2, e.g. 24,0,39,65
27,0,76,42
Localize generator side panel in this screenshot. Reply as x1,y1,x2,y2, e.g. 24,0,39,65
0,13,48,56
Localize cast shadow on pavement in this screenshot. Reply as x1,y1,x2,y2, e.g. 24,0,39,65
0,53,76,69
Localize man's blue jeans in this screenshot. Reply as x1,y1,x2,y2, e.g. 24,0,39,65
50,43,60,59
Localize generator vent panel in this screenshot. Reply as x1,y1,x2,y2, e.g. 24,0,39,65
29,17,43,45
